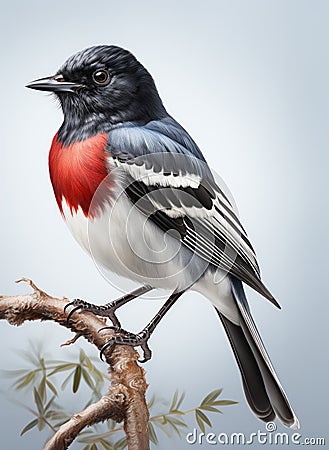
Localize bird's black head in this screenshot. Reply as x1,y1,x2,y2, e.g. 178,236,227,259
27,45,167,144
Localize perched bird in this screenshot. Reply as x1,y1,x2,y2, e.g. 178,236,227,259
26,45,299,429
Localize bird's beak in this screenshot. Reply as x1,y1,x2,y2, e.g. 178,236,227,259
26,74,82,93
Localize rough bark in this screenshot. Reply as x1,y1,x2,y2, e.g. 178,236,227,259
0,279,150,450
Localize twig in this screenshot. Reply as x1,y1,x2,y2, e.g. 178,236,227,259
60,333,82,347
43,388,126,449
0,279,150,450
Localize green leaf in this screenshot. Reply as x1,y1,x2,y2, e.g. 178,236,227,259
169,389,185,412
200,389,223,407
15,371,36,390
33,387,44,414
166,417,182,437
100,439,113,450
195,411,205,433
73,365,82,393
46,379,58,396
44,396,55,413
61,371,74,390
198,405,222,413
213,400,238,406
90,367,105,385
90,444,98,450
168,417,188,428
169,389,179,412
82,368,96,391
176,391,186,410
114,437,127,450
195,409,212,433
38,376,46,404
148,422,158,445
84,354,94,372
152,417,171,437
153,417,172,437
197,409,212,427
147,394,156,410
45,409,66,421
49,363,76,376
20,419,38,436
39,357,46,371
79,348,86,363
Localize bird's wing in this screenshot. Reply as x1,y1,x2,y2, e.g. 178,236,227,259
106,117,279,306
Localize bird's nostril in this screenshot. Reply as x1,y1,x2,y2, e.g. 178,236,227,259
54,74,65,82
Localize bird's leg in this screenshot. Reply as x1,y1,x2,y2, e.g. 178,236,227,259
65,285,152,328
99,290,184,363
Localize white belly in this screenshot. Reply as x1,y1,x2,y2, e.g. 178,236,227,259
62,193,239,324
62,195,197,291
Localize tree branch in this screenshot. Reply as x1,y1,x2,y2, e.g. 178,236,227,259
0,279,150,450
43,388,126,450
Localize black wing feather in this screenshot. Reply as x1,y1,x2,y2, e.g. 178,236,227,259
107,119,279,307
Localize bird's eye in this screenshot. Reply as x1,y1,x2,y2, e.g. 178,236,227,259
92,69,110,85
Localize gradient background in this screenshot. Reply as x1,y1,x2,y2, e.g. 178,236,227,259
1,0,328,448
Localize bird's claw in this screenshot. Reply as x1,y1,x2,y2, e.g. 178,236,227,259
64,299,86,325
64,299,121,328
99,329,152,363
98,325,134,337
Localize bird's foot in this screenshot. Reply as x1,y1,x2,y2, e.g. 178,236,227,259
99,326,152,363
64,298,121,328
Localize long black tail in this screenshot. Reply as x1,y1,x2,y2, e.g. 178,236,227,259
216,278,299,429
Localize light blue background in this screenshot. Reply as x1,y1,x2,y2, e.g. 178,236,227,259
0,0,328,448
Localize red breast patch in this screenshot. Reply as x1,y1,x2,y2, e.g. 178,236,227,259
49,132,112,218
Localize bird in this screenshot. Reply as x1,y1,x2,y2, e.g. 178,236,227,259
26,45,299,429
